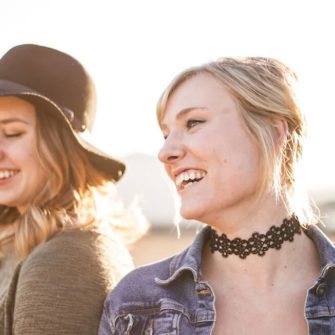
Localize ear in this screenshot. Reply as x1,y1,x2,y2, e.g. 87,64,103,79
271,118,288,148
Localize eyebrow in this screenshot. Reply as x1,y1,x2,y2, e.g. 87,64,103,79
0,117,30,125
160,107,207,130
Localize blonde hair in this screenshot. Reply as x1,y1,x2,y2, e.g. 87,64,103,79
0,103,124,257
157,57,316,224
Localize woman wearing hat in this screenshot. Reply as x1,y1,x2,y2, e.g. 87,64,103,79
0,44,141,334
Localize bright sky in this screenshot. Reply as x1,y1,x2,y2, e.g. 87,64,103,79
1,0,335,190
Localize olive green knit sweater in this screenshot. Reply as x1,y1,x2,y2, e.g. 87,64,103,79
0,227,133,334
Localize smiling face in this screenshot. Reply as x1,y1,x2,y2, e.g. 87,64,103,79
158,73,262,226
0,96,47,213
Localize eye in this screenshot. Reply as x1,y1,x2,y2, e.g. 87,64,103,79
186,119,204,129
4,132,24,138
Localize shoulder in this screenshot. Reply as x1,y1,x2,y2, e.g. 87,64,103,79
103,255,176,311
119,256,173,287
10,228,134,334
103,228,206,309
20,227,134,290
99,257,174,333
99,248,205,334
106,256,172,293
305,224,335,261
26,226,127,257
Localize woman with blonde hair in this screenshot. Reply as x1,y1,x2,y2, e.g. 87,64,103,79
0,44,141,334
99,58,333,334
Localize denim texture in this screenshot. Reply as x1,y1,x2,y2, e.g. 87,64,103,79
99,225,335,334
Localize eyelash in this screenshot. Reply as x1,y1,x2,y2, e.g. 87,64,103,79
162,119,205,139
186,119,204,129
4,132,24,138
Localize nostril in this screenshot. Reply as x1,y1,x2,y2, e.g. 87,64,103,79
167,155,179,162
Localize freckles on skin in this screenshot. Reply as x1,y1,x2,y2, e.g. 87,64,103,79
161,73,263,226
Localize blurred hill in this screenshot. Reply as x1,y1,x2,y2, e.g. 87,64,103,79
116,153,176,228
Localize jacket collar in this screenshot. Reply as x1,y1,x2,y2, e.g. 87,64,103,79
304,224,335,278
155,225,210,285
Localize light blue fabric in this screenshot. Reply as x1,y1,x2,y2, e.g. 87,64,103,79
99,224,335,334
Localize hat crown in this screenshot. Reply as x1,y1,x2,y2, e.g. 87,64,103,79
0,44,96,131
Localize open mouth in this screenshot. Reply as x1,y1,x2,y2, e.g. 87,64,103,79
0,170,19,181
175,169,207,191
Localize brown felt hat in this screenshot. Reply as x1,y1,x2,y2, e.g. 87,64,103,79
0,44,125,182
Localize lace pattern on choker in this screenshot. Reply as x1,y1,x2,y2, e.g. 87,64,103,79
209,214,302,259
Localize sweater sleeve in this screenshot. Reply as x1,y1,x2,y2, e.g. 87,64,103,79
11,229,133,335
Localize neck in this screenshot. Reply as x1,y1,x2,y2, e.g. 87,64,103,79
208,192,290,238
203,232,318,289
201,194,320,289
202,231,320,293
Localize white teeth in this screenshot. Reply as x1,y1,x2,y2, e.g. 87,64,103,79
175,170,206,188
0,170,17,180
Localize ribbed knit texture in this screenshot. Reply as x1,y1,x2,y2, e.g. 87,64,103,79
0,227,133,334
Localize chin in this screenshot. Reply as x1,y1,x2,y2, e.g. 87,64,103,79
180,204,205,222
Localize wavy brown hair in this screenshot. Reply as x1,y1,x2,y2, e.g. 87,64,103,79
0,100,111,257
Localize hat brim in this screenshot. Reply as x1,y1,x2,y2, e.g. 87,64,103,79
0,79,126,182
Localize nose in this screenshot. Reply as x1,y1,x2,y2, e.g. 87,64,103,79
158,133,185,164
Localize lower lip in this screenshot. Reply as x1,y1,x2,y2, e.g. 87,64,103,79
178,177,205,193
0,174,18,186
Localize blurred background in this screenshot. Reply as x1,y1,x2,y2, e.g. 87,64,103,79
2,0,334,266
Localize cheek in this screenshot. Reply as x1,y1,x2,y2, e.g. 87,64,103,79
210,142,230,164
23,147,45,181
15,135,38,161
25,150,40,168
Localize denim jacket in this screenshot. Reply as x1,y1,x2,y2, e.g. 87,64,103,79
99,225,335,334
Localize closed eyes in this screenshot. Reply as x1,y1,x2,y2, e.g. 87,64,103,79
3,131,24,138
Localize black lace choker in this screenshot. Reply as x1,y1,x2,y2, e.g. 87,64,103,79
209,214,301,259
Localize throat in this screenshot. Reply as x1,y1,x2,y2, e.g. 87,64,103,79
202,219,320,292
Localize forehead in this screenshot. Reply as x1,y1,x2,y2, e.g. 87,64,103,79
0,96,36,122
161,73,236,125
